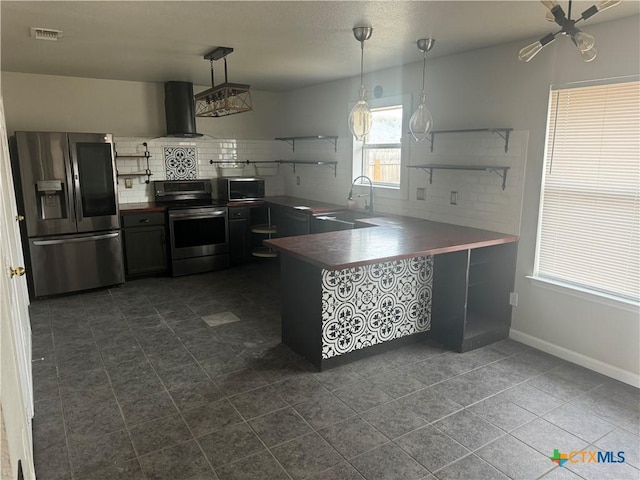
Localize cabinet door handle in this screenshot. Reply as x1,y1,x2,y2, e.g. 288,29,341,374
139,218,150,223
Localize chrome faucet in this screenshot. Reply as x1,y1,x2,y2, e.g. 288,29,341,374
348,175,374,213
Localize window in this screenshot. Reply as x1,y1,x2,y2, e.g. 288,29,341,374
535,79,639,302
362,105,403,187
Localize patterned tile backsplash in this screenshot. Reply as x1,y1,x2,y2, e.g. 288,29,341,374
321,256,433,359
164,146,196,180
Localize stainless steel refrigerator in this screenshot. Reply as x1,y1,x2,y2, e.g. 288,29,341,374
11,131,125,297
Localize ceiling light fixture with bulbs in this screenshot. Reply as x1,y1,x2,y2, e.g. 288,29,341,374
519,0,621,63
410,38,435,142
348,26,374,141
194,46,253,118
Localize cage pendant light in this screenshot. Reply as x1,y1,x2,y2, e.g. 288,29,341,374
348,26,373,141
410,38,435,142
194,46,253,118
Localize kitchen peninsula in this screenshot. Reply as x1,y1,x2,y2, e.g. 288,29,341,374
264,200,518,371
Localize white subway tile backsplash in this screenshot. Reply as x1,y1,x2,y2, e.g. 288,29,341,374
115,136,286,204
116,131,526,235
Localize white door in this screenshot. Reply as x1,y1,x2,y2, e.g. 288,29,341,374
0,92,35,478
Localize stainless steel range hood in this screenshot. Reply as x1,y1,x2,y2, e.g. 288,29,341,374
164,81,203,138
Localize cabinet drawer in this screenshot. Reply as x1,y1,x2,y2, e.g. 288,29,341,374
229,207,249,219
122,212,165,227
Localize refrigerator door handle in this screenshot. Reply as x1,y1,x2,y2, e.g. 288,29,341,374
72,161,83,223
32,232,119,246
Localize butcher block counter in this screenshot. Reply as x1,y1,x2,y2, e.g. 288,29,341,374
265,218,517,270
264,206,518,370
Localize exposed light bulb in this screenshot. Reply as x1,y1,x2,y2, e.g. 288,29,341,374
519,33,555,62
349,86,372,141
581,0,621,20
596,0,622,12
410,93,433,142
573,31,596,52
519,41,545,62
580,47,597,62
540,0,558,10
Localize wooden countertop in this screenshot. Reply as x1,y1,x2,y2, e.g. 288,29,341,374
120,200,265,213
119,202,167,213
265,215,518,270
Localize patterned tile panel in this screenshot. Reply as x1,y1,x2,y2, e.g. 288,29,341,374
164,146,196,180
321,256,433,359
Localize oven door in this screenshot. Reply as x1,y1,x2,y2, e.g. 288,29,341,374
168,207,228,260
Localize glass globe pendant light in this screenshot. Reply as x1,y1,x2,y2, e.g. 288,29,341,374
409,38,435,142
348,26,373,141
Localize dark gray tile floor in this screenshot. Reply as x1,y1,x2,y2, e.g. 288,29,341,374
30,261,640,480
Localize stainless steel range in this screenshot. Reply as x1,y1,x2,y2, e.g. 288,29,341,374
154,180,229,276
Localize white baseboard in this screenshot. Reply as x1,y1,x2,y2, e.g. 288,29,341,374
509,329,640,388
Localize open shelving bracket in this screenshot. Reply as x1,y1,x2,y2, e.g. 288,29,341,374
487,167,509,190
115,142,152,184
277,160,337,177
208,160,280,166
275,136,338,153
427,128,513,153
407,164,511,190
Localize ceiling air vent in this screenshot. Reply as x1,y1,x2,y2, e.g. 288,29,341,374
30,27,63,41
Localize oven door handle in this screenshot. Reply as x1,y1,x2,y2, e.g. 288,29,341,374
169,211,226,219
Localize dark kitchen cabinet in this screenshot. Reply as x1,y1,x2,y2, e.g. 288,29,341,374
431,241,517,352
229,206,251,264
122,212,167,276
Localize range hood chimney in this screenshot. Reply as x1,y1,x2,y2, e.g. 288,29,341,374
164,81,203,138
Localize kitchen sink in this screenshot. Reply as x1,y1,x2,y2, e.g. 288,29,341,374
311,210,374,233
331,210,373,223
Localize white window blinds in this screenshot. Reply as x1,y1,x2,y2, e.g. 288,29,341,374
536,79,640,301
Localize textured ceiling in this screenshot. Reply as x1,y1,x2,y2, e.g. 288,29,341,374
1,1,638,91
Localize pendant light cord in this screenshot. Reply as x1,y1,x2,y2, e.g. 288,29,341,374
360,40,365,89
421,51,427,94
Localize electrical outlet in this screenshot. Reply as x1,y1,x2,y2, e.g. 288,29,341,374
296,176,300,185
509,292,518,307
416,188,425,200
124,178,133,189
450,191,458,205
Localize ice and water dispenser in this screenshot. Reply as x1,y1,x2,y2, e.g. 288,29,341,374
36,180,67,220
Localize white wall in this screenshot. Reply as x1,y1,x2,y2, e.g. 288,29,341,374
1,72,284,139
278,15,640,384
